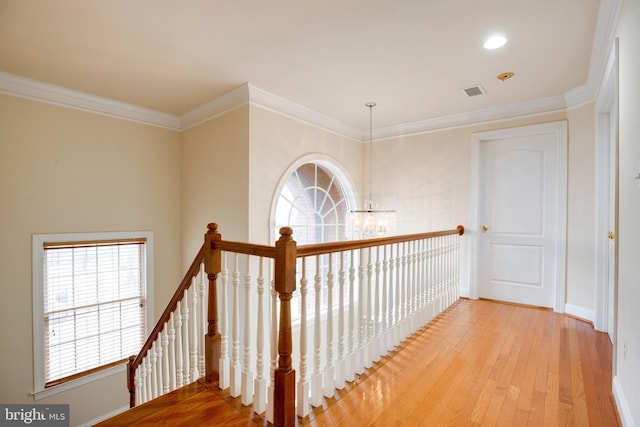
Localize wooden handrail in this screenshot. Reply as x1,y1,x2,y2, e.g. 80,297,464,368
213,239,277,258
128,243,206,407
296,225,464,257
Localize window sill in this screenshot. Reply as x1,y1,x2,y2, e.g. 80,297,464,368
31,364,125,400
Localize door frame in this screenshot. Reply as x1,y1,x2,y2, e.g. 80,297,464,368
594,39,618,338
469,121,568,312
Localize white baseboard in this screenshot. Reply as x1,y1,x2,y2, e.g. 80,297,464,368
77,405,129,427
459,287,470,298
613,376,636,427
564,303,594,323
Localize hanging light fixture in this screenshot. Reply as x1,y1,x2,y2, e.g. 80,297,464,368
348,102,397,239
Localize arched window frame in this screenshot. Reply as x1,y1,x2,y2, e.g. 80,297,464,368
270,154,358,244
270,155,359,322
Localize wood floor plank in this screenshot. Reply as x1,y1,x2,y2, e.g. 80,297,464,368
100,299,620,427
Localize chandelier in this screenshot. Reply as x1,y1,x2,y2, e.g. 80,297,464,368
348,102,396,239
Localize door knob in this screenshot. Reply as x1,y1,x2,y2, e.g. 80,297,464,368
608,231,615,240
482,225,489,233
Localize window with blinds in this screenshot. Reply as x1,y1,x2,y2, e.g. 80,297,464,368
32,232,153,396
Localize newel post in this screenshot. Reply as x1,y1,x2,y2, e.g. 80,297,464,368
274,227,297,427
204,223,222,383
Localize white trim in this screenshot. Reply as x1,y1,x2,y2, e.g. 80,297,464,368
77,405,130,427
564,303,595,323
31,364,125,401
469,121,568,313
0,72,181,130
377,95,567,141
32,230,154,399
613,376,636,427
179,83,251,130
594,40,619,334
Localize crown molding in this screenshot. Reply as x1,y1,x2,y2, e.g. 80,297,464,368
246,84,363,141
375,95,567,140
0,72,181,130
179,83,251,130
586,0,624,101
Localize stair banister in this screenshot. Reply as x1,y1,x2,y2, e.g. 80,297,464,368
204,223,222,383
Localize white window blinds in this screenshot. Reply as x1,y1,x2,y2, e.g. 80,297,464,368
42,238,147,387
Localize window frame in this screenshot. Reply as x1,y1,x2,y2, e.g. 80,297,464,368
271,155,359,323
31,231,154,400
270,155,358,243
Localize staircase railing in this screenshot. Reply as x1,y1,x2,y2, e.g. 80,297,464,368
127,223,465,427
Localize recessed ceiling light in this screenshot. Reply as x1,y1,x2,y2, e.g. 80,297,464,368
484,35,507,50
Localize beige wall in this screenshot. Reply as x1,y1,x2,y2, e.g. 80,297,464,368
248,106,363,245
181,106,250,266
614,0,640,423
0,94,183,426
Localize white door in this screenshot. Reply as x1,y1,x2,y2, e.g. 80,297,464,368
473,122,567,310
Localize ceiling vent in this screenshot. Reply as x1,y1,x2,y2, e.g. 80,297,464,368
462,84,486,98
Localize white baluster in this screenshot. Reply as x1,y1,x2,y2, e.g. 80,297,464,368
144,356,153,402
242,256,254,405
364,247,373,368
436,236,443,314
402,242,409,340
175,300,184,388
346,250,356,382
150,343,159,399
182,289,191,386
161,326,170,394
134,368,142,406
408,241,416,334
190,279,200,381
416,240,423,327
356,248,366,374
335,251,346,390
394,243,402,347
254,258,267,414
429,237,436,320
455,234,461,300
297,258,310,417
266,276,277,424
421,238,428,323
324,253,335,398
371,246,381,362
155,337,164,396
141,356,149,403
311,255,323,407
382,244,392,353
230,254,241,397
219,253,230,389
168,312,177,391
199,263,207,376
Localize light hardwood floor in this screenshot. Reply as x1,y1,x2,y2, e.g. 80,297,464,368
98,299,620,426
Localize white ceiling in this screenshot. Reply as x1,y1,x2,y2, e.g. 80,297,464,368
0,0,606,132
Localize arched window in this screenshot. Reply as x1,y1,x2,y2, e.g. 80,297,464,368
274,160,355,245
272,157,357,321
